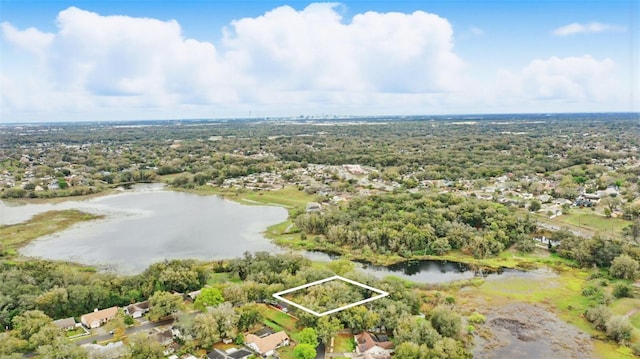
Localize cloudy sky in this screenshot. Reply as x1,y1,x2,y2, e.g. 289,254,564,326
1,0,638,122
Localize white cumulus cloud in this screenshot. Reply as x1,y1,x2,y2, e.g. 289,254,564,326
0,4,635,121
552,22,624,36
492,55,622,110
1,4,467,121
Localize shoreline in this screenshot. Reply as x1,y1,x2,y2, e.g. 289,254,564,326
2,182,561,271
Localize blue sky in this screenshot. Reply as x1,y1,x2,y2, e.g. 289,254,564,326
1,0,638,122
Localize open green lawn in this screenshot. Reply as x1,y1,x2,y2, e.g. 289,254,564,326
333,333,355,353
65,327,86,337
263,319,285,333
631,312,640,329
184,185,315,209
277,346,295,359
550,209,630,235
610,298,640,317
207,272,242,285
262,305,298,332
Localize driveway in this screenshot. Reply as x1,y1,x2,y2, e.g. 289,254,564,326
74,318,175,345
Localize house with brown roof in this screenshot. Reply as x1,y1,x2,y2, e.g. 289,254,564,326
354,332,394,359
81,307,118,329
124,301,149,319
52,317,77,330
245,330,289,357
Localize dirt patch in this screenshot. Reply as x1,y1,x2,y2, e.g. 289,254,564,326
473,303,593,359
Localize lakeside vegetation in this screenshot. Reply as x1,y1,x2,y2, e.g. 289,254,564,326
0,209,103,257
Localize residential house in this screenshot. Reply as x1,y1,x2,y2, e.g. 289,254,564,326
151,328,175,346
306,202,322,213
52,317,76,330
81,307,118,329
124,301,149,319
208,348,253,359
354,332,394,359
151,328,176,356
245,330,290,357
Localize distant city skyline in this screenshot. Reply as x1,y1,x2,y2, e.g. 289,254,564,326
1,0,638,122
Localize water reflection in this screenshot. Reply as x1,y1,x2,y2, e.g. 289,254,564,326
11,185,288,274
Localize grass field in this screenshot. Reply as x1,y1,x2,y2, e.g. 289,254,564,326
262,305,298,332
206,272,242,285
333,333,355,353
0,209,103,252
183,185,315,209
561,209,630,234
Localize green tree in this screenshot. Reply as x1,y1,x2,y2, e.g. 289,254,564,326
298,328,319,347
12,310,51,340
236,303,263,332
148,291,184,321
431,337,471,359
315,316,342,344
326,259,355,276
622,219,640,242
529,200,541,212
128,333,164,359
193,312,222,348
223,284,248,306
394,316,441,348
193,303,239,348
293,343,317,359
609,254,639,280
430,307,461,338
57,178,68,189
341,306,379,333
612,283,633,298
36,336,87,359
194,287,224,311
395,342,421,359
0,332,27,355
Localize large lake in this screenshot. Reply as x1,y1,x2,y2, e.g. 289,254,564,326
3,185,541,283
3,184,288,273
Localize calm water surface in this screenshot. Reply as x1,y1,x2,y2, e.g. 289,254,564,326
4,185,287,273
4,185,546,282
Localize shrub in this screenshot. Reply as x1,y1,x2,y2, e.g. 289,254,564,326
445,296,456,305
430,307,461,338
612,283,633,299
467,312,486,324
582,286,600,297
610,254,640,280
467,325,475,334
584,306,611,331
605,315,632,343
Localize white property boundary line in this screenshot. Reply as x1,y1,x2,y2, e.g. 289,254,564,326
272,275,389,317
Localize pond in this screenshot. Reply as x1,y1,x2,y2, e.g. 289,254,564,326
303,251,544,283
4,184,288,273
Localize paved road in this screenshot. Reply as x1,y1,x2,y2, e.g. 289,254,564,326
74,318,175,345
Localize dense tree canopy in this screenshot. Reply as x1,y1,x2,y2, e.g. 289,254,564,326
295,193,536,258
